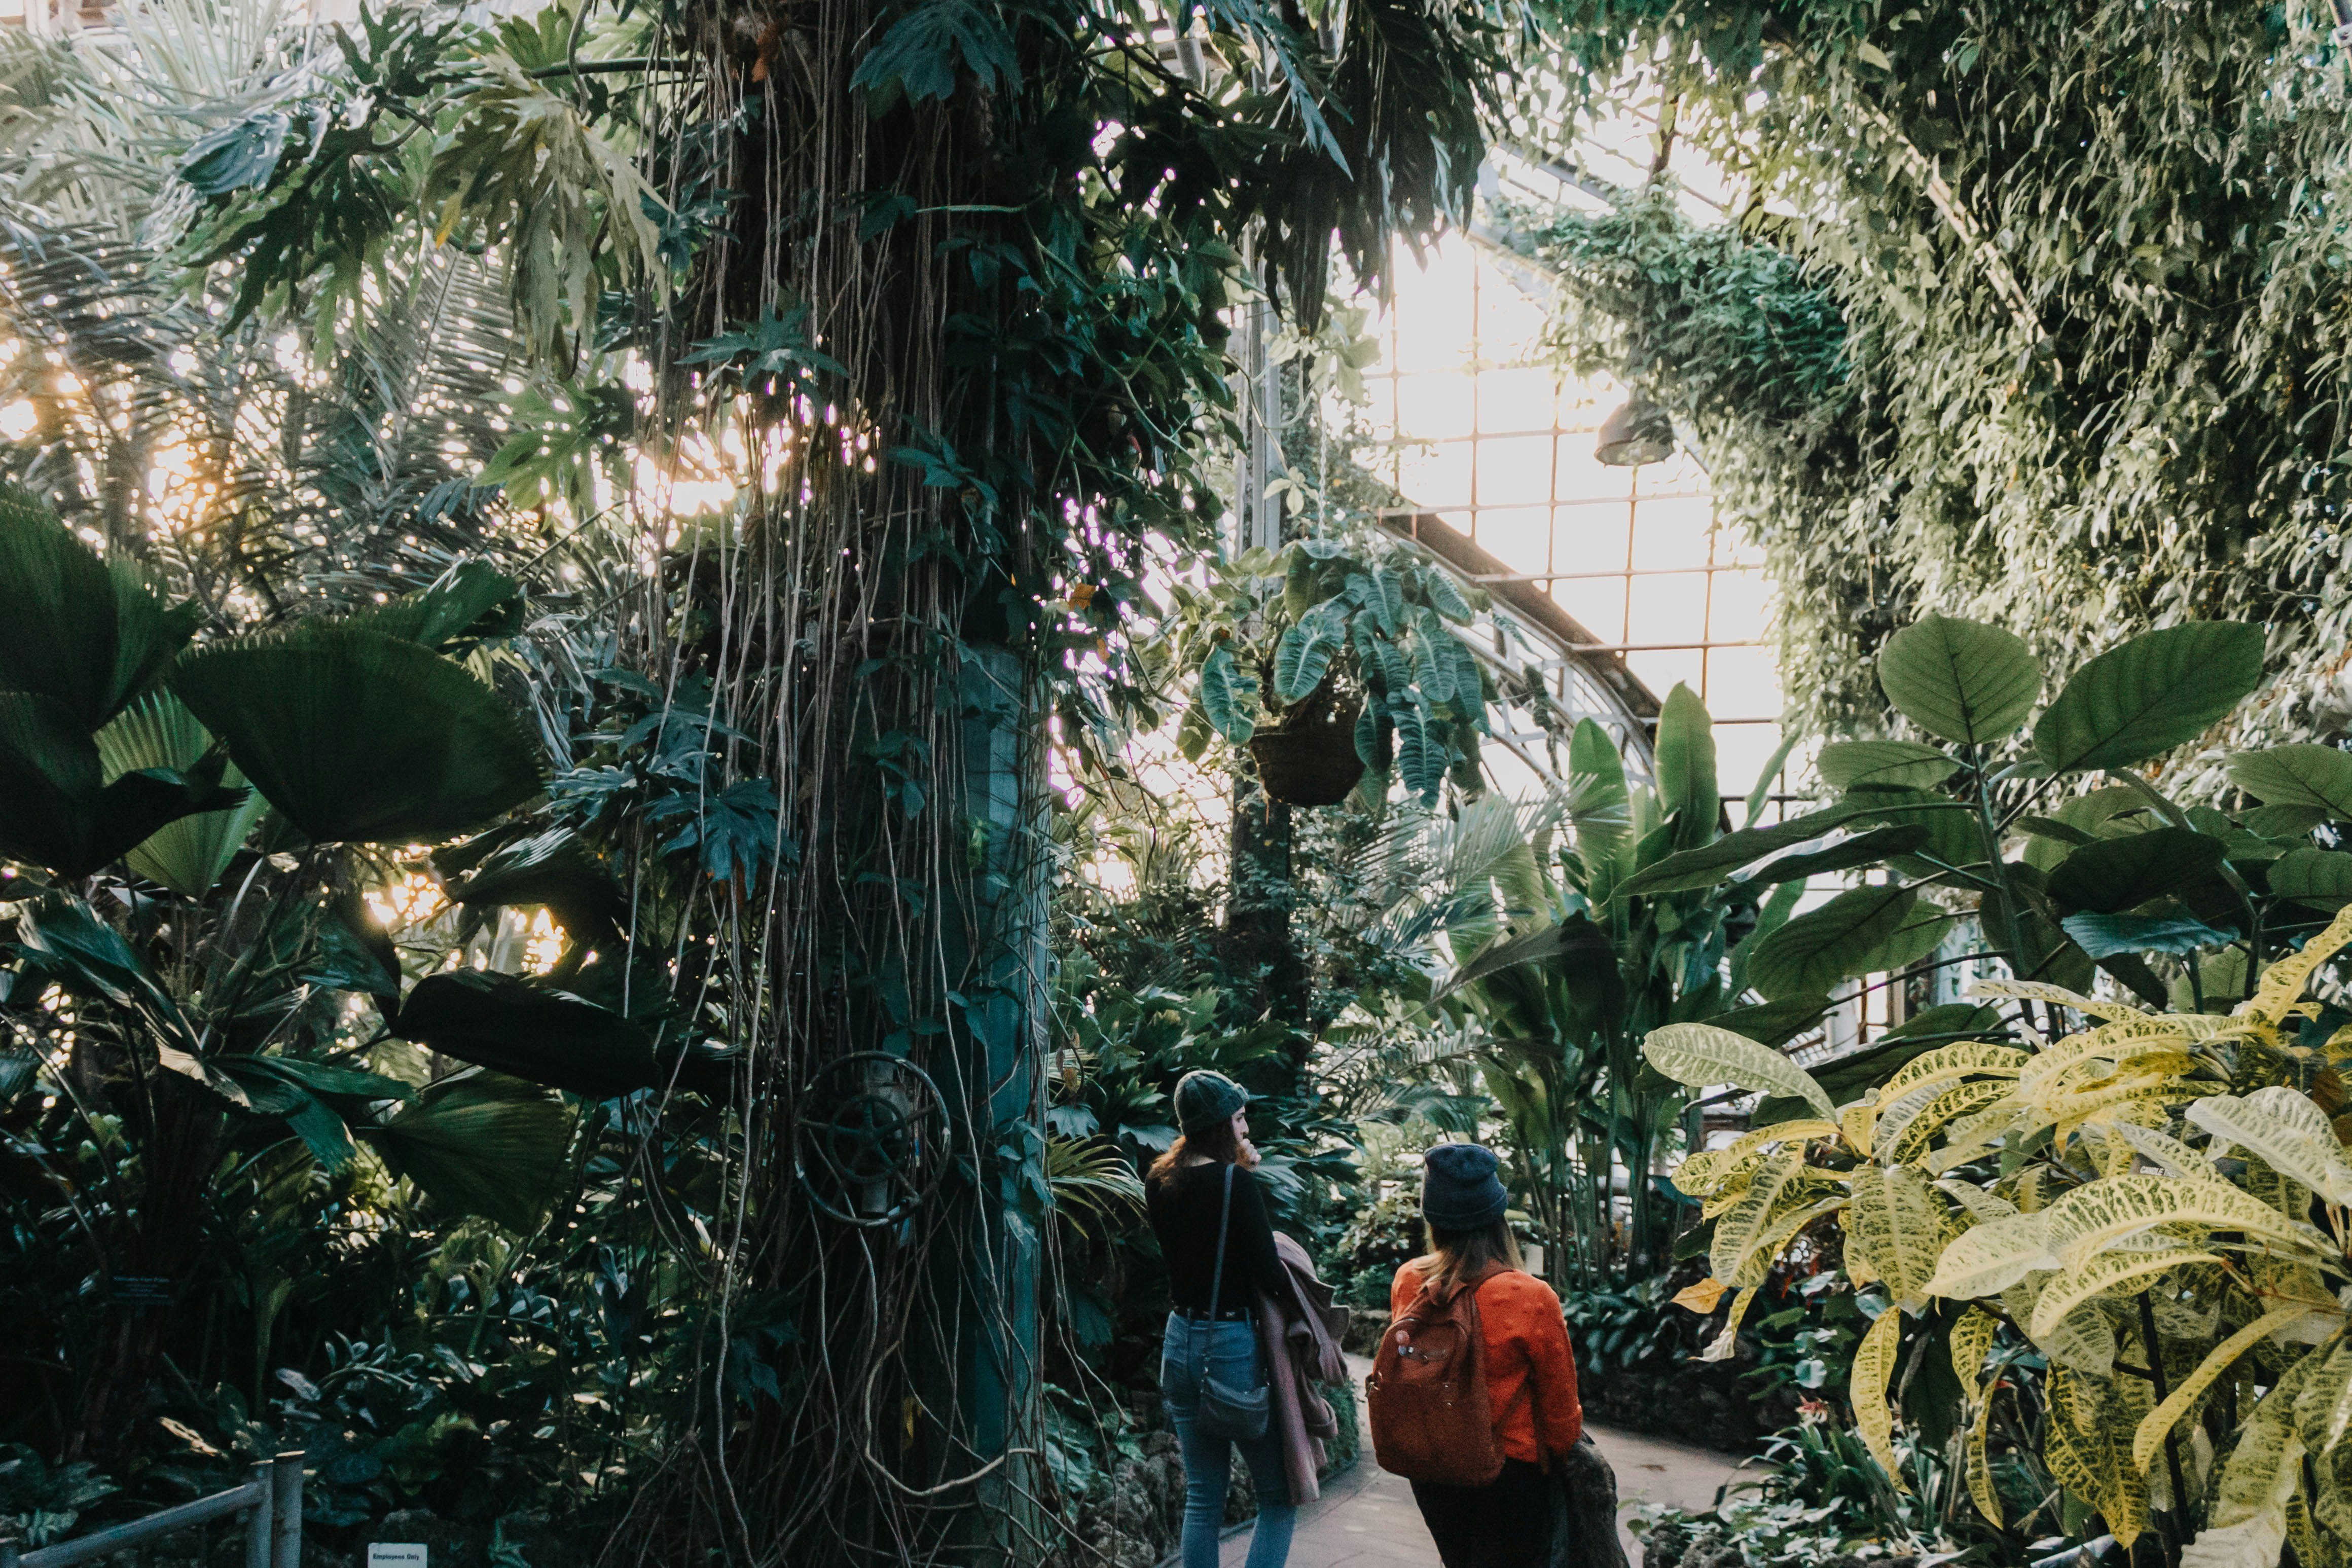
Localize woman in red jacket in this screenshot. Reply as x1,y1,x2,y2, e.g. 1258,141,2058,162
1388,1143,1582,1568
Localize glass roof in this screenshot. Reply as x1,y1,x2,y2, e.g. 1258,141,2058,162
1349,212,1790,816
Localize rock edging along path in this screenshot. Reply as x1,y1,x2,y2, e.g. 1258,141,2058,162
1215,1358,1754,1568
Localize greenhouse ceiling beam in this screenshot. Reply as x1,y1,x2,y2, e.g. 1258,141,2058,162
1375,507,1661,720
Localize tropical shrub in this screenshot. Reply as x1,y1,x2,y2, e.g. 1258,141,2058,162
1640,613,2352,1563
0,486,763,1547
1365,686,1820,1284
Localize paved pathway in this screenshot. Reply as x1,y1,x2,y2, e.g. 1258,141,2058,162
1218,1359,1753,1568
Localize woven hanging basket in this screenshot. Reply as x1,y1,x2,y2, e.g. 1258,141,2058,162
1249,688,1365,807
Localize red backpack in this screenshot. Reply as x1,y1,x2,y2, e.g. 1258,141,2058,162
1366,1262,1510,1486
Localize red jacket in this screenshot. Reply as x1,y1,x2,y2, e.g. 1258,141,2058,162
1390,1261,1582,1468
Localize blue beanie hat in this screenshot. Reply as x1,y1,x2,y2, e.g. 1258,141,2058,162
1174,1070,1250,1136
1422,1143,1508,1230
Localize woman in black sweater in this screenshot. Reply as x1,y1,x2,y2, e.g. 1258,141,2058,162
1145,1070,1296,1568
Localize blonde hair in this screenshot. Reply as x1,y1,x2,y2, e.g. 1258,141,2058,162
1410,1218,1523,1295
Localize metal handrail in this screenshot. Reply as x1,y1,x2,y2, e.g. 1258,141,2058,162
1,1452,303,1568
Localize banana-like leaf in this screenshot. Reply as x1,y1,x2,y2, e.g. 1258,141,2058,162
2269,847,2352,911
1745,884,1925,1000
2033,622,2264,775
1850,1304,1908,1490
1565,719,1630,870
1617,801,1885,896
2228,744,2352,821
369,1070,575,1232
1433,920,1586,1002
1876,614,2042,745
0,485,200,731
0,693,245,879
1652,683,1717,850
2187,1088,2352,1206
92,692,268,896
1645,1022,1835,1119
172,625,543,845
1706,994,1833,1056
1197,644,1255,744
1745,824,1930,887
393,969,661,1100
2045,827,2228,914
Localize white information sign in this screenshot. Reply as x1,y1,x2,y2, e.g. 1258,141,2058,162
367,1548,427,1567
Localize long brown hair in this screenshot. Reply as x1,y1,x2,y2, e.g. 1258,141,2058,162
1147,1116,1243,1183
1411,1219,1524,1294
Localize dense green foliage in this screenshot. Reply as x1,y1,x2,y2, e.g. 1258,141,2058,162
1520,0,2352,765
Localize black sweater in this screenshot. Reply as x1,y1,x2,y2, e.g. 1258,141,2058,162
1146,1160,1288,1314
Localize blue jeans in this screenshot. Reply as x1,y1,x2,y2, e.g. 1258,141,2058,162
1161,1311,1296,1568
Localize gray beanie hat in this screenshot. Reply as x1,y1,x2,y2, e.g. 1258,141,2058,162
1422,1143,1508,1230
1173,1070,1249,1136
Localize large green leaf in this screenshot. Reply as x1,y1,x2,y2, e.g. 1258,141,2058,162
1704,994,1832,1052
444,827,629,948
2060,911,2236,959
348,560,524,653
1746,884,1933,999
2044,826,2228,913
1842,786,1988,876
1566,718,1630,872
92,692,268,896
2228,745,2352,820
1876,615,2042,745
0,694,244,878
1272,620,1337,705
2269,847,2352,910
0,486,200,731
2031,622,2264,775
393,969,661,1099
369,1070,575,1232
1197,643,1256,744
12,894,238,1101
1746,824,1929,886
1652,683,1718,849
1816,740,1961,791
1618,801,1886,896
171,626,543,845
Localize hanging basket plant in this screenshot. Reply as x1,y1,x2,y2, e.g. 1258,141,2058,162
1169,537,1495,806
1248,675,1365,806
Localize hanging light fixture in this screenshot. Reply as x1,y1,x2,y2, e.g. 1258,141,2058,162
1595,396,1675,467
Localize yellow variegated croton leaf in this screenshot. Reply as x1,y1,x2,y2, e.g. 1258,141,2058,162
1643,901,2352,1551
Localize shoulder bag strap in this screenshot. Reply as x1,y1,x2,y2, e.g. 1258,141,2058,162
1194,1163,1238,1352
